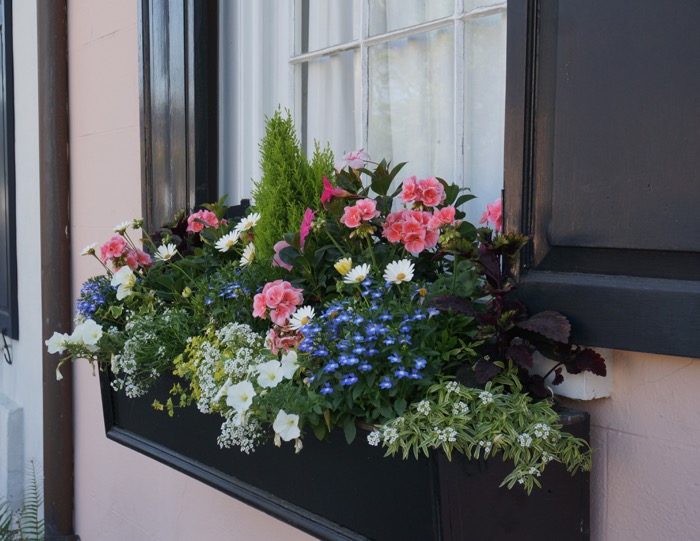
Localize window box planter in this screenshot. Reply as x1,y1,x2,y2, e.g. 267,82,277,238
99,370,590,541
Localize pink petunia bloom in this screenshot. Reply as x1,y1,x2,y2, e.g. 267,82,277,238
299,208,316,249
321,176,354,205
334,148,370,172
418,177,446,207
186,210,220,233
272,240,294,271
101,236,128,262
479,198,503,231
354,199,380,221
340,205,363,228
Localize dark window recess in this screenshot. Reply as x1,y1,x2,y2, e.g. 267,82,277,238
138,0,218,231
505,0,700,358
0,0,16,340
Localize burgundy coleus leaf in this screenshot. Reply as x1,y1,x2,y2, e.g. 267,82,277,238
478,243,501,286
574,348,607,377
474,360,502,384
551,367,564,386
524,374,550,398
506,344,533,368
516,311,571,343
426,295,477,316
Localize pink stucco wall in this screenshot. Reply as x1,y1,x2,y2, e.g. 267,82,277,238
67,2,700,540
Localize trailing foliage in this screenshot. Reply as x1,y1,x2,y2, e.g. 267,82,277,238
0,461,44,541
252,109,334,260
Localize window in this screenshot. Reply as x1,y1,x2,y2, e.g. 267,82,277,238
0,0,16,340
218,0,507,221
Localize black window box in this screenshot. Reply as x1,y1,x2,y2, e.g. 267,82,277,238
99,371,590,541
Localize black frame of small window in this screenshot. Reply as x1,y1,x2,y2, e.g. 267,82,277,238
0,0,17,340
504,0,700,359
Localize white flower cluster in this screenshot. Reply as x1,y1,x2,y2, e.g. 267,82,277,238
452,401,470,416
479,391,494,405
45,319,103,356
382,427,399,445
445,381,461,395
416,400,431,416
434,426,457,443
479,440,493,454
533,423,551,439
217,411,263,454
518,433,533,448
367,431,381,446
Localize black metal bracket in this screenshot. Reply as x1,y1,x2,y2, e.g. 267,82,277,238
2,329,11,364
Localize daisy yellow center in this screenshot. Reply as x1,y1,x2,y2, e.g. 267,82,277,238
355,274,366,282
226,239,235,247
419,287,428,296
300,316,310,325
396,273,406,280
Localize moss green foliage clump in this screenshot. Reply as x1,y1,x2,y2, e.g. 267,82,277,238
252,108,334,259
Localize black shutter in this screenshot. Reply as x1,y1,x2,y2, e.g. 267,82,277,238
138,0,218,231
505,0,700,358
0,0,16,340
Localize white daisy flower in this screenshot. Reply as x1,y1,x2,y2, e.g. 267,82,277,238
256,360,284,389
155,243,178,261
240,243,255,267
113,221,131,234
215,230,241,252
225,380,256,413
81,243,97,256
273,409,301,442
289,306,315,331
234,212,261,233
383,259,415,285
343,263,372,284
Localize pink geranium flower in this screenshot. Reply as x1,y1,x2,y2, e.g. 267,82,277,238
100,236,128,262
334,148,370,172
186,210,219,233
253,280,304,327
433,206,456,226
480,198,503,231
418,177,446,207
354,199,380,221
400,176,420,204
340,206,363,228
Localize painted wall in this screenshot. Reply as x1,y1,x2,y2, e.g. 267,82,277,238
66,2,700,541
0,0,43,507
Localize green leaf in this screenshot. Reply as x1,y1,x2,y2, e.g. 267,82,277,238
343,417,357,444
394,398,407,416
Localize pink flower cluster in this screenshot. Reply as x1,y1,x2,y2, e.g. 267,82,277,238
100,236,152,270
253,280,304,326
400,176,446,208
267,327,303,356
382,206,456,255
479,198,503,231
186,210,220,233
339,199,380,228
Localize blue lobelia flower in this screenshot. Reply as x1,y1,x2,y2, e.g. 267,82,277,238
323,360,339,372
341,373,359,386
394,366,409,379
379,376,393,389
320,382,333,394
388,353,402,364
358,361,373,372
414,357,427,370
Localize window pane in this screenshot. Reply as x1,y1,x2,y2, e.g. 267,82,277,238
298,0,360,53
369,0,453,36
464,0,506,12
463,12,506,221
368,27,454,181
300,50,361,158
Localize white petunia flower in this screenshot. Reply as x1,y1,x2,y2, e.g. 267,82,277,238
273,409,301,442
73,319,103,350
383,259,415,285
110,266,136,300
81,243,97,256
240,244,255,267
234,212,261,233
289,306,315,331
155,243,177,261
225,380,256,413
113,221,131,234
45,332,70,355
343,263,372,284
280,350,300,379
256,360,284,389
215,230,241,253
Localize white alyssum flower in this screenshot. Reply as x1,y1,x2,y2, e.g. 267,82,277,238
215,230,241,253
273,409,301,442
289,306,315,331
225,380,256,414
416,399,431,416
435,427,458,443
518,433,533,448
155,243,177,261
445,381,460,394
383,259,415,285
45,332,70,355
382,427,399,445
343,263,372,284
240,243,255,267
367,431,381,446
234,212,261,233
452,401,470,416
110,266,136,300
113,221,131,234
256,360,284,389
533,423,551,439
479,391,494,405
80,243,97,256
280,350,300,379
